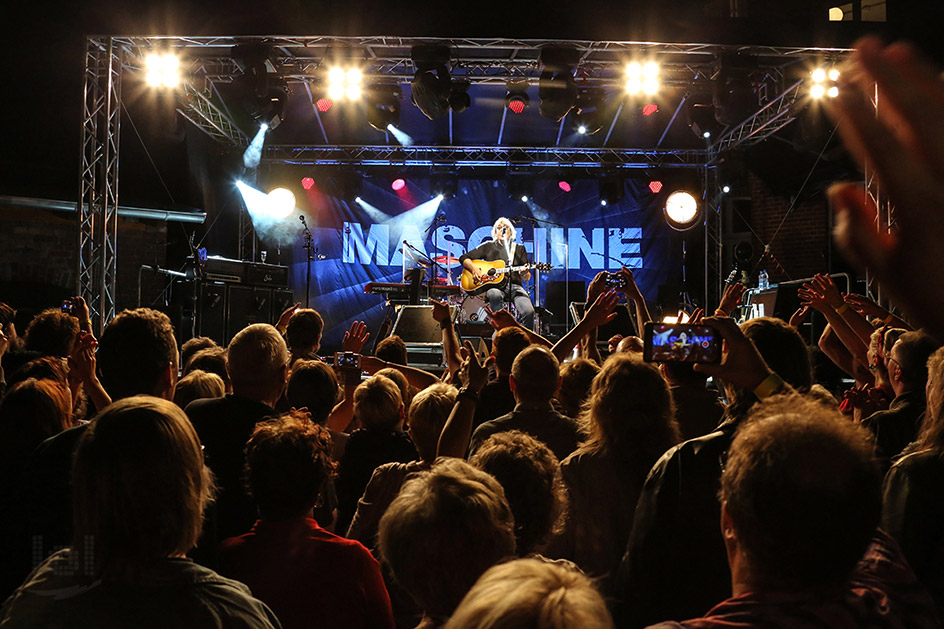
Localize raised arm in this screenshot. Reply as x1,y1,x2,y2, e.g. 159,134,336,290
430,298,463,379
484,307,552,348
798,276,869,367
437,341,492,459
551,290,619,363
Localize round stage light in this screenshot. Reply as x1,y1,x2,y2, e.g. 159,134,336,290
328,84,345,100
391,178,406,191
828,68,840,82
558,180,572,193
810,84,826,99
346,68,363,85
664,190,700,230
827,86,839,98
600,199,608,207
812,68,827,83
577,124,588,135
301,177,315,190
702,130,711,139
643,62,659,79
722,185,731,194
626,62,642,79
626,78,642,95
267,188,296,219
345,84,362,100
642,78,659,95
520,195,529,203
328,67,345,85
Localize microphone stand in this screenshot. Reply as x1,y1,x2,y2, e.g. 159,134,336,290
425,214,447,286
300,215,314,308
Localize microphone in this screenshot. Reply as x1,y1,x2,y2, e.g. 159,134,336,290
298,215,307,224
436,214,447,223
511,216,522,224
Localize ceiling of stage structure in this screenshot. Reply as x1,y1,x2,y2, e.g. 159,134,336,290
103,35,852,172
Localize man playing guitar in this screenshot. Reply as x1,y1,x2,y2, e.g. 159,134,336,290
459,217,535,329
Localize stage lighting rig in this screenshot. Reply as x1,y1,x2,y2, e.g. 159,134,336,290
712,55,759,127
571,87,607,135
664,190,701,230
232,44,288,130
144,52,180,88
430,171,458,200
505,80,530,114
366,84,402,132
810,66,840,99
411,45,469,120
538,47,579,122
625,61,659,96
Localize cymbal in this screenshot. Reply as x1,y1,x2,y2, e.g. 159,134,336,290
432,255,461,264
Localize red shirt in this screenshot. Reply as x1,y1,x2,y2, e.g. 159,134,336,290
219,517,394,629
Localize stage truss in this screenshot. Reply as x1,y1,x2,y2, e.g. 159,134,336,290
79,35,852,328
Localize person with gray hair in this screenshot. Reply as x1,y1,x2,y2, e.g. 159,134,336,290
186,323,289,542
445,557,613,629
460,217,535,329
378,458,516,627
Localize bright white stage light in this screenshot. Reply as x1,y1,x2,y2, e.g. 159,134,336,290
242,123,268,170
145,53,180,88
345,84,362,100
626,62,642,79
665,190,699,229
642,78,659,95
828,68,840,82
387,124,414,147
810,84,826,99
643,62,659,79
812,68,827,83
328,84,345,100
521,195,529,203
328,67,346,84
346,68,363,85
267,188,296,219
722,185,731,194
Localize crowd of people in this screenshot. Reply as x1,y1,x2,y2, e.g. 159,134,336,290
1,36,944,628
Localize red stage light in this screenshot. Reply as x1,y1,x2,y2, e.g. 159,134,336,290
302,177,315,190
391,178,406,191
316,98,333,112
642,103,659,116
558,180,572,193
649,180,663,194
508,97,526,114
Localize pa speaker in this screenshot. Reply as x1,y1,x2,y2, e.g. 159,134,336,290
391,305,455,344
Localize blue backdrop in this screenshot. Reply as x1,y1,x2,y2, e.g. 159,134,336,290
280,176,681,349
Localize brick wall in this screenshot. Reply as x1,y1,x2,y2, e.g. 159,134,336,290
0,202,168,317
746,172,830,283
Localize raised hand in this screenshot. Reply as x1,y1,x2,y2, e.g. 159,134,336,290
68,331,99,385
693,317,774,391
430,298,451,324
689,308,705,325
618,267,643,300
587,272,608,304
789,305,811,329
341,320,370,353
276,302,302,331
717,282,745,316
458,340,492,393
811,274,845,310
826,36,944,339
797,282,829,313
844,294,890,320
484,306,519,331
584,290,619,328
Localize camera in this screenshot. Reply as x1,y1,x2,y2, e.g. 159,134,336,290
333,351,361,370
643,322,722,364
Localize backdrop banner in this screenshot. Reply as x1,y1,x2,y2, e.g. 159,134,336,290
280,176,681,348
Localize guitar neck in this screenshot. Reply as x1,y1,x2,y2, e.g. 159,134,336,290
493,264,533,274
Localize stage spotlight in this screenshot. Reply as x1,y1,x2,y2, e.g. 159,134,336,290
520,195,529,203
810,65,840,99
366,84,402,132
145,53,180,88
642,103,659,116
327,64,363,101
354,196,363,204
649,180,663,194
664,190,700,230
506,80,530,114
558,178,572,193
411,45,453,120
430,172,458,200
599,177,625,206
301,177,315,190
242,123,268,169
232,44,288,129
315,98,333,112
267,188,296,219
687,100,722,140
538,47,579,122
386,124,414,147
722,185,731,194
391,178,406,191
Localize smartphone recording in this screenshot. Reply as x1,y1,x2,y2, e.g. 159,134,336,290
643,322,722,364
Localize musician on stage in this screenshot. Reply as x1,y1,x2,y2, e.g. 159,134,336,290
460,217,535,329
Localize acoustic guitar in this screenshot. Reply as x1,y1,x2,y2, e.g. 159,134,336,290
460,259,552,295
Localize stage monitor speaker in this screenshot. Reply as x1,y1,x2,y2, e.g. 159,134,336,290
569,301,638,340
198,282,227,345
226,285,273,344
390,305,457,344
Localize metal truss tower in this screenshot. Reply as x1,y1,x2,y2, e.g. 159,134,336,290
77,37,124,334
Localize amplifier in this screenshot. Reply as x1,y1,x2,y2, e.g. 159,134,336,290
203,255,289,288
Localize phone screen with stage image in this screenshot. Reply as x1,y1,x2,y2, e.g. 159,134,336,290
643,322,722,364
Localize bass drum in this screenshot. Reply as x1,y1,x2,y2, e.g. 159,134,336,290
460,295,490,323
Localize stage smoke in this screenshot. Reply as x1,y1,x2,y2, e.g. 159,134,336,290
242,124,268,169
